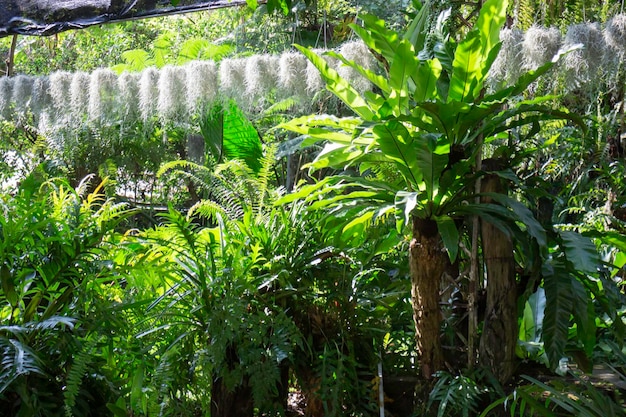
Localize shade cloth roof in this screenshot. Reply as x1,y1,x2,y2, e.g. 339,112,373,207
0,0,246,37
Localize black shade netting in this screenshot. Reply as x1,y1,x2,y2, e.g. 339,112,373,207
0,0,245,37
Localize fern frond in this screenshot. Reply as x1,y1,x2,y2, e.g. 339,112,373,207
255,144,277,219
188,200,231,223
0,336,45,394
157,159,213,179
64,338,97,417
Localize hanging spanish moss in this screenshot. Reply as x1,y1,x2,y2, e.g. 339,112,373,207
219,57,248,103
118,71,140,123
245,55,277,100
12,75,33,117
70,71,91,122
522,25,562,70
488,28,524,88
158,65,188,122
49,71,73,124
305,55,324,93
563,23,605,88
337,41,375,94
139,67,160,121
0,77,13,120
88,68,119,123
605,14,626,55
186,60,218,113
278,52,308,98
31,76,51,128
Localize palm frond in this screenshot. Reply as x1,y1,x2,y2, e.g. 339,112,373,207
0,336,45,394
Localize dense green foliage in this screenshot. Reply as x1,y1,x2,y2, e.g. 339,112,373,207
0,1,625,416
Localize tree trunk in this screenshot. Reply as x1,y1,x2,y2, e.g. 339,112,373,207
210,345,254,417
410,217,446,379
478,159,517,383
210,377,254,417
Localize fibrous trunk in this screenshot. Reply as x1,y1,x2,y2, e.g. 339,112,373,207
478,161,517,383
410,217,446,379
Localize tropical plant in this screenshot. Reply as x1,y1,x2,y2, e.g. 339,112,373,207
480,368,626,417
0,169,142,416
278,0,587,384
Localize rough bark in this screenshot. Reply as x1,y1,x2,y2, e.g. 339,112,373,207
210,345,254,417
478,160,518,383
410,217,446,379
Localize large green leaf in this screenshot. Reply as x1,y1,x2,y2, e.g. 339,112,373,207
200,101,263,173
435,215,459,262
543,261,574,370
403,0,431,53
415,133,448,201
388,40,419,113
279,114,363,146
448,30,482,103
412,59,442,103
448,0,507,103
559,230,600,275
350,14,400,65
478,192,547,247
326,51,390,94
570,278,596,360
517,287,546,359
373,120,422,188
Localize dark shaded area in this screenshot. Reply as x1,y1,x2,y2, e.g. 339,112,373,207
0,0,246,37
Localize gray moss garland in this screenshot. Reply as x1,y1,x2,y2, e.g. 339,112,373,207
12,75,33,117
118,71,141,122
186,60,218,113
0,26,623,131
69,71,91,122
522,25,562,70
139,67,160,121
88,68,119,123
563,23,606,87
489,28,524,87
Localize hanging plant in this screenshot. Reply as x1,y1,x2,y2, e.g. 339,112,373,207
219,57,247,104
278,52,308,97
244,54,277,100
305,49,340,94
118,71,140,124
185,60,218,114
488,28,524,88
563,23,605,88
337,40,375,94
605,14,626,56
158,65,188,123
522,25,562,70
69,71,91,123
88,68,119,124
0,77,13,120
11,74,33,118
49,71,73,125
31,76,51,129
139,67,160,121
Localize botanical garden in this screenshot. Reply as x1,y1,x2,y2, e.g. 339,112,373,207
0,0,625,415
